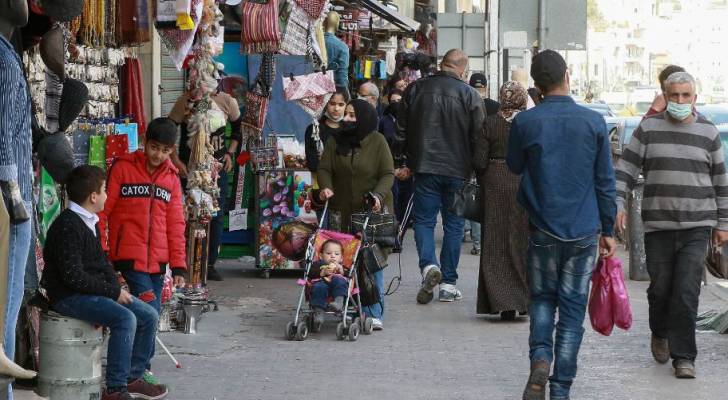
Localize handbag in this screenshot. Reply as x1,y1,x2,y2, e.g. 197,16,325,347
351,212,397,248
706,237,728,280
360,243,388,273
449,181,483,223
356,256,381,307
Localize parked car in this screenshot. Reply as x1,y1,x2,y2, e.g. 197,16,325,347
578,102,616,117
610,117,643,162
696,104,728,125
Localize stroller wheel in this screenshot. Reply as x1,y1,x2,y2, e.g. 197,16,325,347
363,317,374,335
348,322,360,341
336,322,346,340
295,321,308,341
285,322,296,341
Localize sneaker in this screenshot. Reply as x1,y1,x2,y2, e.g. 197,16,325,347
674,359,696,379
416,265,442,304
372,318,383,331
329,296,345,313
470,247,480,255
438,283,463,302
207,266,223,281
103,388,133,400
522,360,550,400
312,310,325,326
127,378,168,400
651,334,669,364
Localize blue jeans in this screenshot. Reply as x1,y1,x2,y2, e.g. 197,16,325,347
469,220,481,249
52,295,158,388
208,172,229,268
362,269,385,320
4,209,31,400
310,275,348,310
412,174,465,285
527,230,598,399
121,271,164,370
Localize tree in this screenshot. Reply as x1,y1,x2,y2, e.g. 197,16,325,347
588,0,608,32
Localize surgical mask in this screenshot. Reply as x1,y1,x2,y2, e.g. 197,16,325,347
325,110,343,122
666,101,692,121
340,120,357,134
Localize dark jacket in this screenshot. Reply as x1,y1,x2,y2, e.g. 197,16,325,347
42,210,122,303
506,95,616,240
395,71,485,179
304,121,340,173
484,98,501,116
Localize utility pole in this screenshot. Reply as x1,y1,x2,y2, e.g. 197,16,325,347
538,0,546,51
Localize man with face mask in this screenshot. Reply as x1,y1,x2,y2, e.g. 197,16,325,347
394,48,485,304
507,50,616,400
615,71,728,380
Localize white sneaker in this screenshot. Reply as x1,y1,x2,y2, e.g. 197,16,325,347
438,283,463,302
416,265,442,304
372,318,383,331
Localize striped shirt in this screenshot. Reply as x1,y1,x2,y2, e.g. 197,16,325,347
0,35,32,202
615,112,728,232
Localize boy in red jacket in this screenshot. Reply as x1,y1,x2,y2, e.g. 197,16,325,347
100,117,186,375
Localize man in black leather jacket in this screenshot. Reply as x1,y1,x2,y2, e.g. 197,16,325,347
394,49,485,304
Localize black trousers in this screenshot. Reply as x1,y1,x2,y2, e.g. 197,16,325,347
644,227,710,361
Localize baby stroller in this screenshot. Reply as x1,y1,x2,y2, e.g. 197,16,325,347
285,203,375,341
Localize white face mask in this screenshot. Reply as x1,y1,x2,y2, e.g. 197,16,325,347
325,111,344,123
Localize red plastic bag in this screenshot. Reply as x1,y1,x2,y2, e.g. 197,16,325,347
589,257,614,336
609,257,633,330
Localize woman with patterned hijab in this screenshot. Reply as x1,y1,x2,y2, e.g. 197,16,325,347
472,81,530,321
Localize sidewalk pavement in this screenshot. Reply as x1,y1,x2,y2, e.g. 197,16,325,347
14,232,728,400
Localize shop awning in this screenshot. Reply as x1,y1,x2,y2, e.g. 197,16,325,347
356,0,420,33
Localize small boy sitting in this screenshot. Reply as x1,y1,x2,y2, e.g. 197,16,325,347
308,240,349,325
41,166,168,400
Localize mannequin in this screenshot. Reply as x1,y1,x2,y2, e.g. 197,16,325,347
323,11,349,93
0,0,38,381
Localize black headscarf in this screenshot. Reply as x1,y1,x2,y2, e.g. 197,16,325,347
334,99,379,155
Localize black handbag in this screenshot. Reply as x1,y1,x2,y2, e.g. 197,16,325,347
360,243,388,273
356,256,381,306
449,181,482,222
351,212,397,248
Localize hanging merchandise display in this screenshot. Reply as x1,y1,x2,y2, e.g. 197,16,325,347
156,0,204,70
282,70,335,118
121,57,148,134
294,0,328,20
241,52,275,141
240,0,281,54
66,46,126,119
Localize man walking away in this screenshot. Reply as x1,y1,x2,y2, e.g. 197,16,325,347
507,50,616,400
615,71,728,379
395,49,485,304
469,72,500,116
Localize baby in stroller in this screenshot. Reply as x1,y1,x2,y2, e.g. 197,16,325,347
309,239,348,326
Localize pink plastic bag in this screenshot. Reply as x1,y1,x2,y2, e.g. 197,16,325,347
589,257,633,336
589,257,614,336
609,257,633,330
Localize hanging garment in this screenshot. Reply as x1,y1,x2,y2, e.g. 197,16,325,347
241,0,281,54
122,58,147,135
364,59,372,79
378,60,387,80
279,3,310,56
294,0,328,20
282,70,336,118
157,0,203,70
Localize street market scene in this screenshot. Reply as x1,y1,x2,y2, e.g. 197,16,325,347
0,0,727,399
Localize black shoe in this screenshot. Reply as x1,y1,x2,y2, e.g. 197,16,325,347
207,266,223,281
501,310,517,321
673,359,696,379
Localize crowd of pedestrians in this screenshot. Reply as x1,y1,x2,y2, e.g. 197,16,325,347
306,47,725,400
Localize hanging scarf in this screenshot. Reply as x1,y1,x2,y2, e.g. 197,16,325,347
294,0,328,20
122,57,147,135
282,70,336,118
241,0,281,54
497,81,528,122
334,99,378,155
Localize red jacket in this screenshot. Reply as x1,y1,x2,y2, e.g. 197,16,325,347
99,151,187,275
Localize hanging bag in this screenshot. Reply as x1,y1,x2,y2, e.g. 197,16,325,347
351,212,398,248
449,181,483,223
356,256,381,306
360,243,388,273
588,256,614,336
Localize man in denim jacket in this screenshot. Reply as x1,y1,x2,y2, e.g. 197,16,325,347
506,50,617,400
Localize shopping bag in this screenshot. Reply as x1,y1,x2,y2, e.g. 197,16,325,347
106,134,130,168
608,257,633,331
89,135,106,170
588,257,614,336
